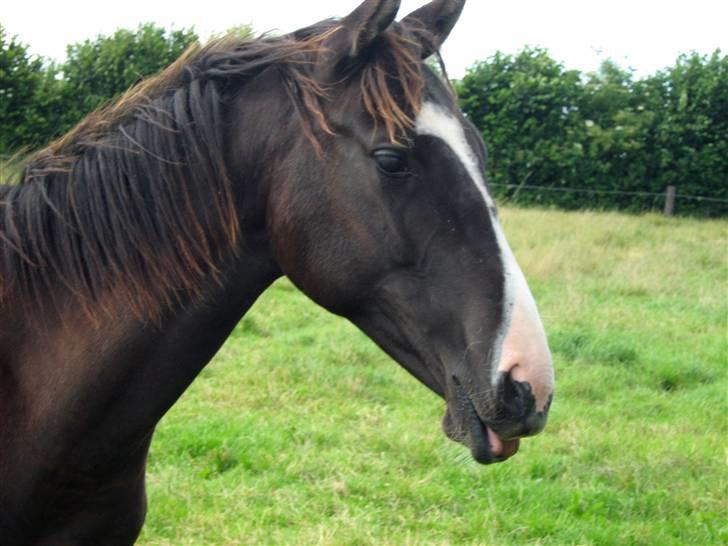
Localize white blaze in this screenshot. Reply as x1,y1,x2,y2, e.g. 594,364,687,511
415,102,554,411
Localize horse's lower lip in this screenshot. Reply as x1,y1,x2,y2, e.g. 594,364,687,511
453,377,520,464
486,426,520,460
468,418,520,464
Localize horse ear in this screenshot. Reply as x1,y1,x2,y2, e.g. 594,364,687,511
325,0,401,68
401,0,466,58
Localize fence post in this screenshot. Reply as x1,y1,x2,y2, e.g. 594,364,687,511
664,186,676,216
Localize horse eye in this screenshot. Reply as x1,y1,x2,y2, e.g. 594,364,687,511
373,149,410,176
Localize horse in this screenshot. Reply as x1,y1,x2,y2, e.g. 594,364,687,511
0,1,554,543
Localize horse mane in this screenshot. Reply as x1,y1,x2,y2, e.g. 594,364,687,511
0,21,428,321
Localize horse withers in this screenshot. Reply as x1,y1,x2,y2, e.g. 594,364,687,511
0,0,554,543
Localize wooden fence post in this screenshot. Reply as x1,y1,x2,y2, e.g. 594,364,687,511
664,186,676,216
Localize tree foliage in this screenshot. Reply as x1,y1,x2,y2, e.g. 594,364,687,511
0,25,63,152
457,48,727,216
645,51,728,214
0,26,725,215
60,24,199,127
457,48,586,202
0,23,200,155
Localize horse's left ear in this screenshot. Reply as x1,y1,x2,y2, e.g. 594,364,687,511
325,0,401,70
401,0,466,58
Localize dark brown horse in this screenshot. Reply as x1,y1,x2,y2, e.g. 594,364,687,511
0,1,554,543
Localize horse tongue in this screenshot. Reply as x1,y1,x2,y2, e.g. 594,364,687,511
487,427,520,460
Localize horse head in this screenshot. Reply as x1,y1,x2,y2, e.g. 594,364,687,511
262,0,554,464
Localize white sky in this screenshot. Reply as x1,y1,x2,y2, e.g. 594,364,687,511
3,0,727,79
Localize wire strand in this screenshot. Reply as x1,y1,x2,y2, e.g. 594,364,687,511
489,183,728,204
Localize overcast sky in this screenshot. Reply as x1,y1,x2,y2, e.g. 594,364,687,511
4,0,727,79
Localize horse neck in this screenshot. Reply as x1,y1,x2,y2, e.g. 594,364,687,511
5,234,273,453
0,242,280,536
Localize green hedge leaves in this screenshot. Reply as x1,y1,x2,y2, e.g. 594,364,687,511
457,48,727,216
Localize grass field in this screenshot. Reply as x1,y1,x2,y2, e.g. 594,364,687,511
127,206,728,545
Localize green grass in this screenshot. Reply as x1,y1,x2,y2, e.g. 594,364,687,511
136,207,727,545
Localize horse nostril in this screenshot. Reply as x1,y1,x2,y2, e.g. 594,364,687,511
492,370,551,439
497,370,532,419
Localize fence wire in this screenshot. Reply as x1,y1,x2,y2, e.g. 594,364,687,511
489,183,728,204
